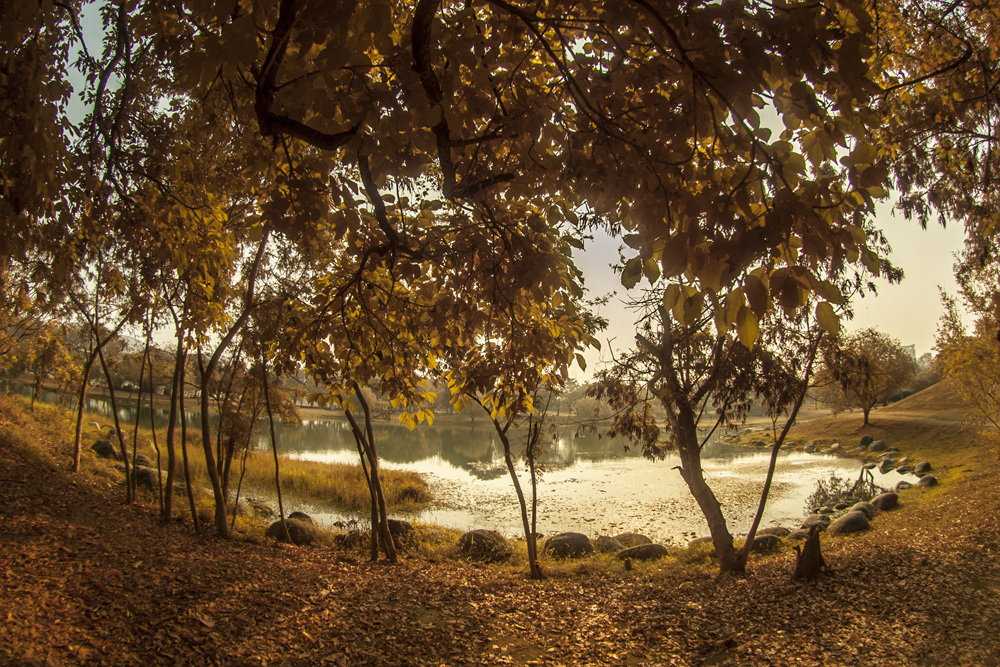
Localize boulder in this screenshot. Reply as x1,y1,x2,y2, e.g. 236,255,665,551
227,500,252,517
287,511,314,524
897,457,912,466
688,536,714,549
614,533,653,548
266,518,321,546
830,443,841,452
544,532,594,559
751,534,782,552
801,514,832,531
757,526,791,537
833,502,850,511
247,499,276,518
870,492,899,511
895,465,912,474
849,502,877,520
828,510,871,535
803,444,816,453
387,519,416,547
896,481,913,492
752,439,767,447
863,462,878,470
916,475,939,488
594,535,625,553
617,544,669,561
914,461,932,474
788,529,811,540
878,459,896,474
457,529,512,563
91,439,119,460
135,454,155,468
868,440,888,453
133,466,162,490
859,435,874,448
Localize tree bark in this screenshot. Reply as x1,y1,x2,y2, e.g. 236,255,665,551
793,525,826,580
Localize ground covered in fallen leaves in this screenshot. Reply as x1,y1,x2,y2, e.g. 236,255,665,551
2,389,1000,666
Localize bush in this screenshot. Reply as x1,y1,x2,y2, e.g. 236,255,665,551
805,470,888,511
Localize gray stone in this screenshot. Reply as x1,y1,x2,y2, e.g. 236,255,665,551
895,465,912,474
91,439,119,460
457,529,512,563
133,466,161,489
266,518,321,546
878,459,896,474
617,544,669,561
830,443,841,452
247,499,276,518
753,439,767,447
870,492,899,511
863,462,878,470
819,506,835,514
751,534,782,552
594,535,625,553
833,502,850,510
757,526,791,537
849,502,877,519
828,510,871,535
897,457,912,466
544,532,594,559
868,440,888,452
688,536,714,550
788,529,811,540
859,435,874,448
801,514,832,531
614,533,653,548
914,461,932,474
287,511,314,524
916,475,938,487
896,481,913,492
803,444,816,453
135,454,155,468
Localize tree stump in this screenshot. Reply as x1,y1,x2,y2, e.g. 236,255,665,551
792,525,826,580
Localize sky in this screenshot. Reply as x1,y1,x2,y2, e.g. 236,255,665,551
573,205,968,381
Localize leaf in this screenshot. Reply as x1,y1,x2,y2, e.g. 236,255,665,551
815,301,840,336
736,305,759,348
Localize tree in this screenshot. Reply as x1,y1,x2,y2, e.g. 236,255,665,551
820,327,918,425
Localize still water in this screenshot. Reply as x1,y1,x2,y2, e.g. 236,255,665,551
21,385,881,545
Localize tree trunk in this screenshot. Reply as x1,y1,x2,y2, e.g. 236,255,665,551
862,406,871,425
262,360,291,543
96,342,131,503
199,350,230,539
793,525,826,580
72,349,99,472
677,418,736,573
345,387,396,563
161,334,185,522
498,427,543,580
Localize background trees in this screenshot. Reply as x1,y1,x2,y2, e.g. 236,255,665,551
819,328,919,425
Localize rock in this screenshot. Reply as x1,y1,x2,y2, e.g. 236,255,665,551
859,435,874,448
91,439,119,460
830,443,841,452
914,461,932,474
863,462,878,470
878,459,896,474
594,535,625,553
801,514,831,531
133,466,161,489
753,439,767,447
849,502,877,519
896,481,913,492
897,457,912,466
617,544,669,561
387,519,416,547
757,526,791,537
266,518,321,546
544,532,594,559
833,502,850,510
288,511,314,524
135,454,155,468
614,533,653,548
868,440,888,452
803,444,816,453
870,492,899,511
751,534,782,552
247,499,276,518
829,511,871,535
916,475,939,487
788,529,810,540
895,465,912,474
819,506,835,514
457,529,512,563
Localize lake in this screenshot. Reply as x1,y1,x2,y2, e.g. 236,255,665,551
15,384,896,545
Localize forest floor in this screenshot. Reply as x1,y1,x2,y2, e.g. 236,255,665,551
2,383,1000,666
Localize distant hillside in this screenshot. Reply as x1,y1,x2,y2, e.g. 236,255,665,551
890,378,969,413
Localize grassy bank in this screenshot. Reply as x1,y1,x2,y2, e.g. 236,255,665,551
0,392,431,517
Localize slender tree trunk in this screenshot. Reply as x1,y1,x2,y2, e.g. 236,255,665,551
147,349,164,514
862,406,871,425
96,343,131,503
72,348,99,472
262,360,291,542
345,386,396,563
497,426,543,580
734,333,822,572
161,333,185,522
198,349,230,538
129,339,148,500
179,355,201,534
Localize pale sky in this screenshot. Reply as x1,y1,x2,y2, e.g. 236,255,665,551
574,204,968,381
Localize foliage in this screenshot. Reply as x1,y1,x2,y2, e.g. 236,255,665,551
805,471,889,511
819,327,919,425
